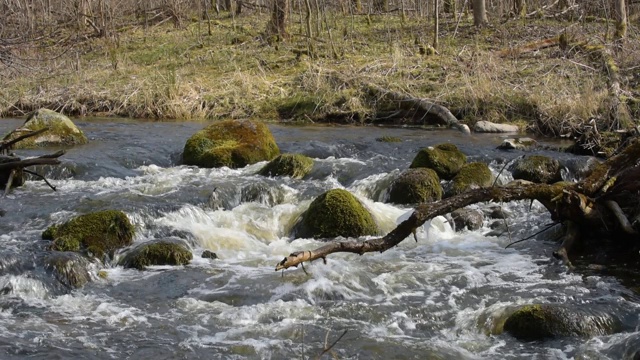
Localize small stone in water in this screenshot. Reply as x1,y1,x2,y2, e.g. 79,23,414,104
202,250,218,259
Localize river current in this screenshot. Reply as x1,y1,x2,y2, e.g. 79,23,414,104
0,118,639,359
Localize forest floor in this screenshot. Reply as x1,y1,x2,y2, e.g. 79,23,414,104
1,12,640,137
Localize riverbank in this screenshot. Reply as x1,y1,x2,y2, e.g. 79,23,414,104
2,13,639,137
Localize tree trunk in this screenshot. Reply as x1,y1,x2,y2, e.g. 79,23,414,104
514,0,525,18
433,0,439,49
373,0,388,12
613,0,627,41
443,0,456,14
267,0,289,38
472,0,487,27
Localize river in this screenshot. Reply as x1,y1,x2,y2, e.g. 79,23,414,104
0,118,639,359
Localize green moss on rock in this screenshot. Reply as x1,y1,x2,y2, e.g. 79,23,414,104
296,189,379,239
259,153,314,179
119,239,193,270
375,136,402,143
4,109,87,149
503,304,621,340
182,119,280,168
387,168,442,204
449,162,493,196
44,210,135,260
410,143,467,180
511,155,562,184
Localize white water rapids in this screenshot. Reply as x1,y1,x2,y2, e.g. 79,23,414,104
0,119,639,359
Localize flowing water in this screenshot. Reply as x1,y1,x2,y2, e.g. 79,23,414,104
0,118,639,359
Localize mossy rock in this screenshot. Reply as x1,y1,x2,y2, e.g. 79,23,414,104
503,304,622,340
182,119,280,168
448,162,493,196
258,153,314,179
3,109,87,149
119,239,193,270
43,210,135,260
44,251,94,289
410,143,467,180
296,189,379,239
511,155,562,184
387,168,442,205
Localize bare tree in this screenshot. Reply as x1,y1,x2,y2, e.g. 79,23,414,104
473,0,488,27
613,0,627,41
267,0,289,38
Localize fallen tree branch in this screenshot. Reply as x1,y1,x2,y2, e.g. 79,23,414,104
0,127,51,153
276,184,567,270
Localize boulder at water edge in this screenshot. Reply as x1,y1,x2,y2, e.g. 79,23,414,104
44,251,95,289
119,239,193,270
43,210,135,260
511,155,563,184
473,120,519,133
259,153,314,179
182,119,280,168
4,108,87,149
296,189,379,239
503,304,621,340
387,168,442,205
410,143,467,180
448,162,493,196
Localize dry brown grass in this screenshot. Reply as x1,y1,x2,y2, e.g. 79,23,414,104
1,11,638,137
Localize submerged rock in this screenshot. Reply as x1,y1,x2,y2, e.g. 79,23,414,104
258,153,314,179
4,108,87,149
375,136,402,143
387,168,442,205
448,162,493,196
44,251,94,289
202,250,218,259
43,210,135,260
503,304,622,340
450,208,484,231
119,239,193,270
511,155,563,184
410,143,467,180
182,119,279,168
474,121,519,133
295,189,379,239
497,137,538,150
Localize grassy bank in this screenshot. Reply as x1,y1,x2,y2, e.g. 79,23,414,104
2,12,639,137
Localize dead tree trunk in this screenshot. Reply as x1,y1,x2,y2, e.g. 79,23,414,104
276,137,640,271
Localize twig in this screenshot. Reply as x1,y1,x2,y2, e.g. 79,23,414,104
505,223,559,248
3,170,15,197
23,170,57,191
316,330,347,360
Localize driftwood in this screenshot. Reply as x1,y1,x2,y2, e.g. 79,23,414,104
0,128,65,196
276,137,640,271
321,68,470,133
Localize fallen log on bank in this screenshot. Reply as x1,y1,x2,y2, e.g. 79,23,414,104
276,137,640,271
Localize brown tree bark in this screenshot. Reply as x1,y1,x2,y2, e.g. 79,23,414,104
613,0,627,41
267,0,289,38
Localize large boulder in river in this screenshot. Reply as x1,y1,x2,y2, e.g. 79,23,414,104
448,162,493,196
43,210,135,260
4,109,87,149
410,143,466,180
259,153,314,179
387,168,442,205
182,119,280,168
44,251,94,289
119,239,192,270
503,304,622,340
295,189,379,239
511,155,563,184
